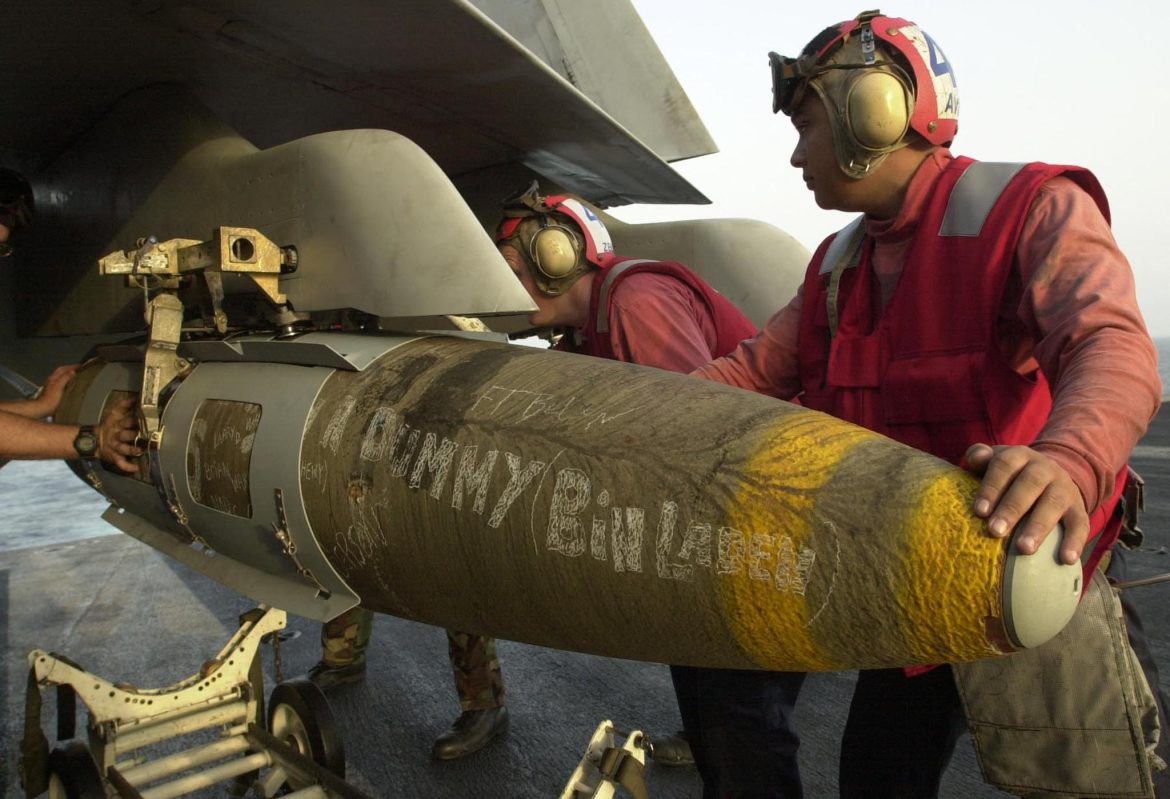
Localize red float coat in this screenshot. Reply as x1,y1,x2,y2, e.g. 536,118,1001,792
559,258,758,370
799,157,1127,573
696,150,1161,579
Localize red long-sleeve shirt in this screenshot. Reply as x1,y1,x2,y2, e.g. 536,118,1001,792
595,271,730,373
695,149,1162,513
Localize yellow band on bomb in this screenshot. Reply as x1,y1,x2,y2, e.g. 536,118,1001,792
898,469,1005,664
720,412,874,671
718,411,1008,671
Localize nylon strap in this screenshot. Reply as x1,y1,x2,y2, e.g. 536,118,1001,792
595,259,655,334
823,218,866,340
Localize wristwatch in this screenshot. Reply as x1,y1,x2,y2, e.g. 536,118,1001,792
73,424,99,460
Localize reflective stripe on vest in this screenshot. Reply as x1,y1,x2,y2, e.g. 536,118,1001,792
818,215,865,275
820,218,866,340
595,259,656,334
818,161,1029,280
938,162,1026,237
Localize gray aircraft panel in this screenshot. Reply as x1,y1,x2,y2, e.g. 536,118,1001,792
1,0,706,208
470,0,718,163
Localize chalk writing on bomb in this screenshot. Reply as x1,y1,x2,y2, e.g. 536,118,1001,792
306,393,825,599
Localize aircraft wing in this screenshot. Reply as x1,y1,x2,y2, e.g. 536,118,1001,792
470,0,718,164
2,0,710,208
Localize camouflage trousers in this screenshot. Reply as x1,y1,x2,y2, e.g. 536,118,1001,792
446,629,506,711
319,606,374,667
319,608,506,710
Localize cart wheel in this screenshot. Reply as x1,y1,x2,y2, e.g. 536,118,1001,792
46,740,104,799
268,678,345,783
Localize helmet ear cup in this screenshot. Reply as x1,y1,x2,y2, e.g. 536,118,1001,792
845,70,911,150
530,224,580,279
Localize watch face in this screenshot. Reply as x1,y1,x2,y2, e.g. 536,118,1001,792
74,428,99,458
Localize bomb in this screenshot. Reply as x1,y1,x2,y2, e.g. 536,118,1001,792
57,332,1081,671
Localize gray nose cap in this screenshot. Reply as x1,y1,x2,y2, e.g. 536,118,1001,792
1001,523,1083,649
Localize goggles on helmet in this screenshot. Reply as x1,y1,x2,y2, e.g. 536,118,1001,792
770,52,881,117
495,182,614,296
770,12,889,118
495,182,613,266
769,10,958,148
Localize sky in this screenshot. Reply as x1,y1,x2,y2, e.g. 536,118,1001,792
617,0,1170,338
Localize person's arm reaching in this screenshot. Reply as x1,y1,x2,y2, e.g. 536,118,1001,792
0,364,78,419
0,398,142,472
969,177,1161,563
692,288,805,401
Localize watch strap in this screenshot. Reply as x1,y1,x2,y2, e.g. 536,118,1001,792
73,424,99,459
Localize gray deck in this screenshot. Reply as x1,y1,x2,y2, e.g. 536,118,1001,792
2,410,1167,798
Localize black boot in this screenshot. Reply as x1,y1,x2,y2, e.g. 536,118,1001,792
307,660,366,690
431,706,510,760
650,730,694,767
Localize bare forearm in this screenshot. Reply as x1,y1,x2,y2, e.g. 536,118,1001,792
0,411,78,459
0,398,52,420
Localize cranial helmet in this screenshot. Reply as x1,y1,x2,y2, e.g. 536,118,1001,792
495,182,615,296
769,9,959,179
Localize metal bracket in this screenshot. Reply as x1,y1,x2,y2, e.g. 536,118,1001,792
161,473,212,550
77,460,114,506
29,608,285,726
141,292,184,441
204,270,229,335
99,227,296,323
560,719,649,799
99,226,299,492
23,603,373,798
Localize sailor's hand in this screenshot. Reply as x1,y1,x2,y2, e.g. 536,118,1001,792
965,443,1089,565
28,364,78,418
98,398,143,473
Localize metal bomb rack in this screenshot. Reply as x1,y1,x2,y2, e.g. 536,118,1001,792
21,606,368,799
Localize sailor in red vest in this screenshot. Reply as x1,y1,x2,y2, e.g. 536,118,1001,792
495,183,766,771
692,10,1167,798
495,183,757,366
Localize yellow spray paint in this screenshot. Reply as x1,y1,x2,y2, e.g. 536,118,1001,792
720,411,874,670
898,469,1007,664
717,409,1010,671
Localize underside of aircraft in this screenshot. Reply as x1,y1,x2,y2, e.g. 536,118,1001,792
0,0,808,378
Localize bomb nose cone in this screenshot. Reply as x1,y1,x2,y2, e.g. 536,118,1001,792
1001,524,1083,649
